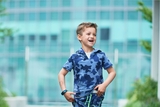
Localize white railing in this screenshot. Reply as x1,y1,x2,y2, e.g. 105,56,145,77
5,96,27,107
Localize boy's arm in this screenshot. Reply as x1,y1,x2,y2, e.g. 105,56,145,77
58,68,75,102
94,67,116,96
103,67,116,87
58,68,68,91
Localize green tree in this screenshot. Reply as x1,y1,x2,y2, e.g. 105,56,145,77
0,0,14,42
0,0,14,107
137,1,152,52
0,77,9,107
125,1,160,107
125,77,160,107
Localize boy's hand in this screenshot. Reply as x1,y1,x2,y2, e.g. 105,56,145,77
94,84,106,97
64,91,75,102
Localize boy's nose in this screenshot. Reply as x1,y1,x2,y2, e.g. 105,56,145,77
90,34,94,37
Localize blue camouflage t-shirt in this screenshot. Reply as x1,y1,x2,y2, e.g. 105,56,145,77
63,48,112,97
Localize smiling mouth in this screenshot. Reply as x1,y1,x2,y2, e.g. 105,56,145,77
88,40,94,42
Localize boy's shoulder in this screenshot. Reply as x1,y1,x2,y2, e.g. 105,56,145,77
93,48,106,55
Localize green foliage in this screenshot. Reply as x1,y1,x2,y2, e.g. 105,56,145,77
0,0,6,16
140,40,151,52
0,1,16,106
137,1,152,53
137,1,152,24
0,0,14,42
0,77,9,107
126,1,160,107
125,77,160,107
0,1,12,106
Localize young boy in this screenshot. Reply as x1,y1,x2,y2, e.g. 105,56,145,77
58,22,116,107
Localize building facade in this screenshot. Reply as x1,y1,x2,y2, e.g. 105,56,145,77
0,0,152,105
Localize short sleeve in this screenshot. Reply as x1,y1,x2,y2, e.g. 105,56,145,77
102,53,113,69
63,55,73,72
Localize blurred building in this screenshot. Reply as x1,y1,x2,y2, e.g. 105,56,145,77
0,0,152,105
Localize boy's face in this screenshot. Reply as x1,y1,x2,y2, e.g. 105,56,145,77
77,27,96,48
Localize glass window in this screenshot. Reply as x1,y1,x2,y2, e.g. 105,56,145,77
114,11,124,20
62,30,70,43
62,12,71,20
61,43,70,52
87,0,96,6
113,42,124,52
9,1,16,8
29,12,36,20
62,0,71,7
100,28,110,41
0,15,7,21
49,35,58,50
143,0,152,6
28,35,35,46
18,35,25,41
29,0,36,8
72,0,85,7
17,57,25,69
127,40,138,45
18,35,25,44
128,0,138,6
9,36,14,45
127,40,138,52
9,36,14,42
19,1,25,8
37,85,45,99
113,0,124,6
18,13,25,21
87,11,97,20
1,1,7,8
8,13,15,21
72,11,85,20
128,11,138,20
39,12,46,20
50,35,57,41
39,35,46,41
100,11,110,20
100,0,111,6
29,35,35,41
40,0,46,7
50,12,59,20
39,35,47,46
50,0,59,7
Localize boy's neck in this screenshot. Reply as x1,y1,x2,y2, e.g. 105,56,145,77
82,47,94,53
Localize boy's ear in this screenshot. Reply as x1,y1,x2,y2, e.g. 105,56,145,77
77,34,81,41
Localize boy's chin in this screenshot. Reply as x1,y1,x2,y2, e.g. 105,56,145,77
87,45,94,48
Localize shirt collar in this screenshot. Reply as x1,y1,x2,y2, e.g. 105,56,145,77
76,48,101,55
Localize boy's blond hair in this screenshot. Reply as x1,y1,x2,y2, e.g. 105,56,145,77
76,22,97,35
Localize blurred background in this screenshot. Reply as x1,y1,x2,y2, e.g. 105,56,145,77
0,0,153,107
